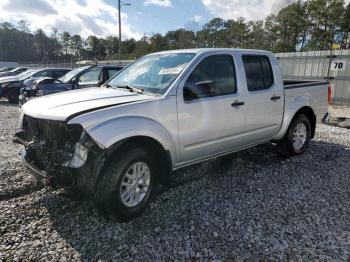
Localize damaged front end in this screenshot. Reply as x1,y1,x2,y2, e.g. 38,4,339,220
14,115,104,189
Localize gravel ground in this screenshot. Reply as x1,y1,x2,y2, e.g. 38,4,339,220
0,102,350,261
329,105,350,118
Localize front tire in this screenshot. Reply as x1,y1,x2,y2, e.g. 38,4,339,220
276,114,311,158
94,146,156,222
7,89,19,104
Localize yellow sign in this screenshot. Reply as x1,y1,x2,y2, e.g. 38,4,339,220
332,44,341,50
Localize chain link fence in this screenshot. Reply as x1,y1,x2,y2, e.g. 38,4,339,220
17,58,78,69
17,59,133,70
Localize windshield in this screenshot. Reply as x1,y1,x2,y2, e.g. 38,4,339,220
59,66,90,83
107,53,195,94
17,70,35,78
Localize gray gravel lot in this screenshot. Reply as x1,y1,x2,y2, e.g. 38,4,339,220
329,105,350,118
0,101,349,261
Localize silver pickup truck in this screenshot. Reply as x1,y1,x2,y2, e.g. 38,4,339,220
15,48,330,221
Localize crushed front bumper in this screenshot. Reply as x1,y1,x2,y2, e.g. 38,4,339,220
19,89,36,106
21,148,47,182
18,94,33,107
21,147,77,187
14,126,104,189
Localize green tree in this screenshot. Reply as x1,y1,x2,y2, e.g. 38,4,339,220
165,29,196,49
307,0,345,50
104,36,119,58
87,35,106,60
340,3,350,48
61,31,71,56
149,33,168,52
70,35,83,58
225,18,249,48
198,18,226,47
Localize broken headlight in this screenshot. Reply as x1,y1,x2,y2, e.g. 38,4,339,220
63,132,98,168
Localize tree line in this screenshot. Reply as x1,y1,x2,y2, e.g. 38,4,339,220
0,0,349,63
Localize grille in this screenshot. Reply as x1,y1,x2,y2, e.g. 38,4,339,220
23,115,82,144
22,115,83,170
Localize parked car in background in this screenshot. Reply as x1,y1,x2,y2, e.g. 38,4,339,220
19,69,71,106
0,68,69,103
15,48,330,221
0,67,15,73
0,67,28,78
19,65,123,105
0,70,35,102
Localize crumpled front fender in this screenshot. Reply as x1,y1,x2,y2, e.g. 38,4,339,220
68,116,179,166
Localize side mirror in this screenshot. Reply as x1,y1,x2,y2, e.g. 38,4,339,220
184,80,216,101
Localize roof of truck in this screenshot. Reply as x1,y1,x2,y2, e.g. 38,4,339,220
151,48,273,55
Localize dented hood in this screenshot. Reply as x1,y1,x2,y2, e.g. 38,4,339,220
21,87,154,121
0,75,22,84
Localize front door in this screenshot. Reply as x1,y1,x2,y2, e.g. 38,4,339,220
177,54,246,163
76,67,103,88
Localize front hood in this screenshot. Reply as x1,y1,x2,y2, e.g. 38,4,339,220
22,87,154,121
0,72,16,77
0,75,20,84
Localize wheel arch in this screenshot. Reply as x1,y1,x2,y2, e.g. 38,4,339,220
106,135,173,186
291,106,316,138
274,104,317,141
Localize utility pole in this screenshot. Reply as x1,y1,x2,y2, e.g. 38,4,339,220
118,1,131,64
118,0,122,63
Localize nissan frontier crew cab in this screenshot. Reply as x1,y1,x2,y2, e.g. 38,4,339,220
14,49,330,221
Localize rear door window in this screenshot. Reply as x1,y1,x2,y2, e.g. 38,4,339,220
260,56,274,88
242,55,274,91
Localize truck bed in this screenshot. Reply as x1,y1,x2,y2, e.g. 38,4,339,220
283,79,329,125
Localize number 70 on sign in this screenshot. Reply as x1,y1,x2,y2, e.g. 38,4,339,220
331,60,346,71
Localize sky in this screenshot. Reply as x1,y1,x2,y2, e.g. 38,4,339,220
0,0,347,40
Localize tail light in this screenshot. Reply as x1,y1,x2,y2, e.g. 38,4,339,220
328,84,332,105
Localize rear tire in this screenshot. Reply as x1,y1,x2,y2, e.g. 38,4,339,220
276,114,311,158
94,146,157,222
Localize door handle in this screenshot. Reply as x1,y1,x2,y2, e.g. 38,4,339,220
271,95,281,101
231,101,245,107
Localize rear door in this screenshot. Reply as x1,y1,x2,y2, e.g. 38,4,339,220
177,53,246,163
241,54,284,143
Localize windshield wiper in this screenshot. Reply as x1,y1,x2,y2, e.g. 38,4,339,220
104,83,114,88
116,85,144,94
